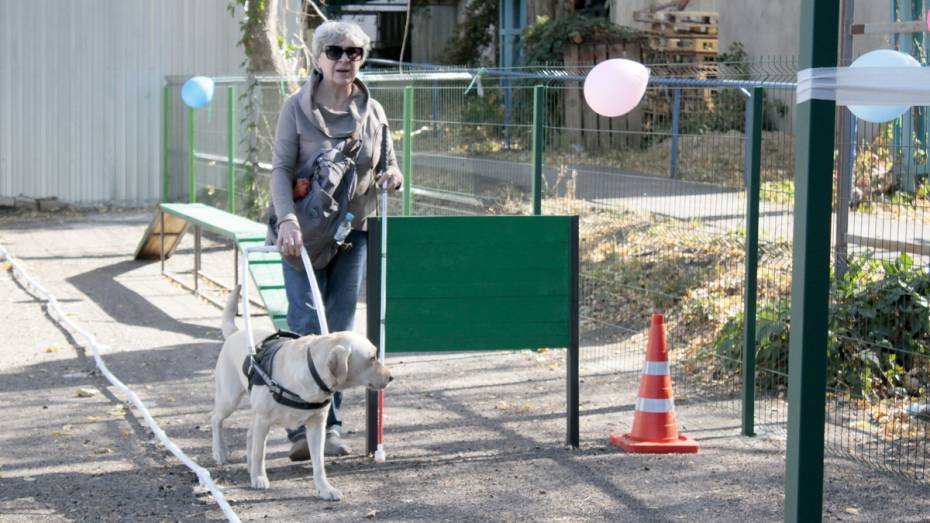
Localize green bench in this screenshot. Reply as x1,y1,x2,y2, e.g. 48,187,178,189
134,203,289,330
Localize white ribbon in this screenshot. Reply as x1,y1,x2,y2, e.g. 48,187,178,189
797,66,930,105
0,244,241,523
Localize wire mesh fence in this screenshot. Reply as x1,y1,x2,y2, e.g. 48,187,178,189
163,56,928,482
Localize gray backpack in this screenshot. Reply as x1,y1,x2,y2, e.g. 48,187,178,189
270,139,359,269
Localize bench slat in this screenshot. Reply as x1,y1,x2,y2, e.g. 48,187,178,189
160,203,267,238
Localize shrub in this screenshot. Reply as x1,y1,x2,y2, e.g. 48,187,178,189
712,253,930,398
521,15,640,66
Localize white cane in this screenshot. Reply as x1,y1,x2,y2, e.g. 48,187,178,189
374,186,388,464
374,122,391,464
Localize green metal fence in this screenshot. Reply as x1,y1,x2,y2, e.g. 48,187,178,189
163,58,928,483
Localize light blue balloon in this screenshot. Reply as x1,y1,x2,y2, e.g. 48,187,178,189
848,49,919,124
181,76,215,109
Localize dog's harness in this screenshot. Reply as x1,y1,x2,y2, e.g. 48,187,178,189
242,331,333,410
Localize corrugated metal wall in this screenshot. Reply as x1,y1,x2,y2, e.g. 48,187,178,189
0,0,246,205
411,3,458,64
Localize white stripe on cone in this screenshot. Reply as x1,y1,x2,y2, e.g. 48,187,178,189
641,361,670,376
635,397,676,413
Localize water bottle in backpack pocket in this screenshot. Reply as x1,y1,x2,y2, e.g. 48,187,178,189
333,212,354,246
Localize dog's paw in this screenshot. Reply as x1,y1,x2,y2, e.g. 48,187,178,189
318,486,342,501
251,475,270,490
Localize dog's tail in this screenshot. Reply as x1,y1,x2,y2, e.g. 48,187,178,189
221,285,241,339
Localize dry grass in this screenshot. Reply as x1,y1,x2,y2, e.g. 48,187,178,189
533,196,790,365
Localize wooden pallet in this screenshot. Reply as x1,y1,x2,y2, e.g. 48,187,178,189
658,10,718,25
694,63,719,79
562,39,646,151
649,36,718,54
663,51,717,64
653,21,718,36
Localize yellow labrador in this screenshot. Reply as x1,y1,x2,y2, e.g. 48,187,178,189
211,286,392,500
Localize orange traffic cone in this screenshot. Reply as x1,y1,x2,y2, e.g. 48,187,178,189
610,313,699,453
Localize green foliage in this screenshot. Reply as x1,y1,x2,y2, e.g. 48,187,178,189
713,300,791,391
712,253,930,398
760,179,795,206
521,15,639,66
228,0,269,219
458,90,507,152
690,42,788,133
887,180,930,206
442,0,498,66
446,83,537,154
833,254,930,372
277,34,302,62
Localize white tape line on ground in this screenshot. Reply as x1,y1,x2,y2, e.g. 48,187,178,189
0,244,241,523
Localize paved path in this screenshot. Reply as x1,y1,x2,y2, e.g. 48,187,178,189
1,210,928,521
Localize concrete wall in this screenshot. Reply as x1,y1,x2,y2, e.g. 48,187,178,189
718,0,892,60
611,0,719,28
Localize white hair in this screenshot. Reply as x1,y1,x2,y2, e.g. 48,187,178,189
311,20,371,67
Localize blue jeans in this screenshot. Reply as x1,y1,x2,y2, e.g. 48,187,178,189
284,229,367,442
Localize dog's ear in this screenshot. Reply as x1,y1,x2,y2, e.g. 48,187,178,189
328,345,351,382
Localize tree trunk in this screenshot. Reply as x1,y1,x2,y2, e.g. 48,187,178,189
299,0,327,73
243,0,290,75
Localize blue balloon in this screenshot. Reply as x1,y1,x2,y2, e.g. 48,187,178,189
848,49,919,124
181,76,215,109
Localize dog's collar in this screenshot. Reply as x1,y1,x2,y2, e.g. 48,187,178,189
307,349,334,395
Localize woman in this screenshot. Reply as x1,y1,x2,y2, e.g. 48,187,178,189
268,20,403,461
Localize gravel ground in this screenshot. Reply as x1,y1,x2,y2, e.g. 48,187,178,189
0,208,927,522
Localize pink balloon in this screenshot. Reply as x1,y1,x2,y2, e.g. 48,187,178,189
584,59,650,117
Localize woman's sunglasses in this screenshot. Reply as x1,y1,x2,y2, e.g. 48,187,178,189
324,45,364,62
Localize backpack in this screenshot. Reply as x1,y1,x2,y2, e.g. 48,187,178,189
270,138,360,269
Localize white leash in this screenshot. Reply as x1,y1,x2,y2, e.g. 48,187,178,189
0,243,242,523
239,245,327,354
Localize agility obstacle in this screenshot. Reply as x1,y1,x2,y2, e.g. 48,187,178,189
363,215,581,451
134,203,289,329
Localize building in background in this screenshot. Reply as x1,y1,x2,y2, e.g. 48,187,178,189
610,0,890,59
0,0,919,206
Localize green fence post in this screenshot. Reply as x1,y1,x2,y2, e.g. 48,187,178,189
227,86,236,213
162,85,170,203
670,87,681,179
532,85,544,215
188,106,196,204
785,1,838,521
403,85,413,216
741,87,764,438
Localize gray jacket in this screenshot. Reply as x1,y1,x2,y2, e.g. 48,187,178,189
268,70,397,257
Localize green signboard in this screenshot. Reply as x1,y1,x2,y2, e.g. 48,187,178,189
365,215,580,450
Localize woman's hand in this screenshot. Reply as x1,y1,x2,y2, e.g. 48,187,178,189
376,166,403,192
276,219,303,256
